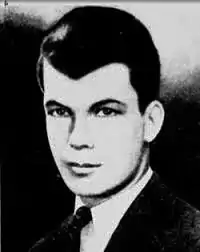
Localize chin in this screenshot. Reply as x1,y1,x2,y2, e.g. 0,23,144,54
67,179,122,201
67,183,104,197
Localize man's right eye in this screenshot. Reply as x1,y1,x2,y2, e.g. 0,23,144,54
47,108,70,118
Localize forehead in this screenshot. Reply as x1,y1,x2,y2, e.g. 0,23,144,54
43,59,137,106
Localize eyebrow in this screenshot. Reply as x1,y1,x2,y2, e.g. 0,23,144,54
45,100,66,109
44,98,127,113
89,98,127,111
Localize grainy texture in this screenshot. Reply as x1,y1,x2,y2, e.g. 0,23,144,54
29,173,200,252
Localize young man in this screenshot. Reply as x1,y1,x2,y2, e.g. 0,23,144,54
30,5,200,252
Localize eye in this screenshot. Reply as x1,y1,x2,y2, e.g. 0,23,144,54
96,107,121,117
47,107,70,118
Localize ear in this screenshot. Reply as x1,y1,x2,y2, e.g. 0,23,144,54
143,100,165,143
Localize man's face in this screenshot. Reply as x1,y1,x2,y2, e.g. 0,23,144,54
43,60,146,198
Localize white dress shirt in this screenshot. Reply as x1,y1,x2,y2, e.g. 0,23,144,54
74,168,153,252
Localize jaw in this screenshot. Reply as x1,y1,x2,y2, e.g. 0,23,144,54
77,147,150,208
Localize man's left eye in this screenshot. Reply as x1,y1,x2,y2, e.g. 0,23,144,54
96,108,120,117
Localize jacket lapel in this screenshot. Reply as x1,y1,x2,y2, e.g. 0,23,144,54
104,172,173,252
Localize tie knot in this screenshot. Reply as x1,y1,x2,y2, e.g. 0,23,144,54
74,206,92,229
68,206,92,234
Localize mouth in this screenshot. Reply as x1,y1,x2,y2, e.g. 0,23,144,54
67,161,102,168
64,161,102,177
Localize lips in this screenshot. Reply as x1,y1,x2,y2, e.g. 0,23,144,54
65,161,101,177
66,161,101,168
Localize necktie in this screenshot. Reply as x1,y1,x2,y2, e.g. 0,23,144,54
67,206,92,252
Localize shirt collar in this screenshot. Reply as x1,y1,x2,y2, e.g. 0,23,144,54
75,168,153,237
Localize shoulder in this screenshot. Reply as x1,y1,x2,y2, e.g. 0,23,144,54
165,195,200,250
141,172,200,250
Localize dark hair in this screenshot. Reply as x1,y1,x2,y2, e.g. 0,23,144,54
37,5,161,113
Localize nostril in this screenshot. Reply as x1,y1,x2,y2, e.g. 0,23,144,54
70,143,92,150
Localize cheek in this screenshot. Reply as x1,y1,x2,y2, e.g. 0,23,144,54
46,119,70,154
92,117,143,157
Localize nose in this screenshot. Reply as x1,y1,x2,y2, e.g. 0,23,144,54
69,117,94,150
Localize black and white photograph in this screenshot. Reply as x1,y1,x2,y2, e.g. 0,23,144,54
1,2,200,252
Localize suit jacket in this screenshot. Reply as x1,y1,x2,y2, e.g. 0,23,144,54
29,172,200,252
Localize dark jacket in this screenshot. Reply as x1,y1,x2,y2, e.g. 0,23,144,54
29,172,200,251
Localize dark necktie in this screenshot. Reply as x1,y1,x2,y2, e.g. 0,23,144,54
66,206,92,252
